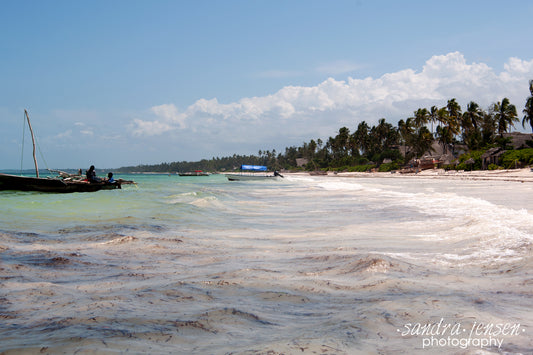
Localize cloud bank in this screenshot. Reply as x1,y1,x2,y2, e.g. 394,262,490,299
130,52,533,149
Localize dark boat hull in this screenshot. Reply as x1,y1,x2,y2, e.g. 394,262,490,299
0,173,121,193
224,173,280,181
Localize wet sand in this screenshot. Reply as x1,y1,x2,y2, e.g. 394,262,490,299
1,173,532,354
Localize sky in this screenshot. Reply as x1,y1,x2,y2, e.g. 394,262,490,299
1,0,533,170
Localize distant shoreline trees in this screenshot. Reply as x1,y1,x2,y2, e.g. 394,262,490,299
118,81,533,173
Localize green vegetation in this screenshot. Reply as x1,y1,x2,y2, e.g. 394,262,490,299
117,154,276,174
500,148,533,169
455,150,484,171
118,81,533,173
488,163,503,170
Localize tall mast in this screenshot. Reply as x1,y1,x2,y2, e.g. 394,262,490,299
24,109,39,178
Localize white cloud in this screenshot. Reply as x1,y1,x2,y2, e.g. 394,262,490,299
504,57,533,74
131,118,175,136
150,104,187,128
130,104,187,136
130,52,533,146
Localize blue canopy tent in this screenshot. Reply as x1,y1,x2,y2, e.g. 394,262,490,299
240,165,267,171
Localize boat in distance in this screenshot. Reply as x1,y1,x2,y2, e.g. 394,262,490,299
178,170,210,176
225,165,283,181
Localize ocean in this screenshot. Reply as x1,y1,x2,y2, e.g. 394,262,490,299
1,173,532,354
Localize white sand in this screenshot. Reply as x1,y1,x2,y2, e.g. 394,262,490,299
289,167,533,183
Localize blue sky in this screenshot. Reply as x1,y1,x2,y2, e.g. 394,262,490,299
1,0,533,169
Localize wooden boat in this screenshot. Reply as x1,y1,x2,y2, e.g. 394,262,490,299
0,110,124,193
0,173,121,193
178,170,210,176
225,165,283,181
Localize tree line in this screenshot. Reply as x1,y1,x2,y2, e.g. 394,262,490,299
118,80,533,173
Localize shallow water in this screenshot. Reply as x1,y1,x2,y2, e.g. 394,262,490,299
1,174,532,354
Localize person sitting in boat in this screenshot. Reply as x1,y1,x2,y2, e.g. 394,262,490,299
107,172,115,183
86,165,101,183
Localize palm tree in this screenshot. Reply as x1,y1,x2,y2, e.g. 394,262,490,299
429,105,439,135
522,79,533,132
494,98,518,136
413,108,429,130
481,107,497,145
372,118,398,154
462,101,484,149
374,118,391,144
307,139,317,159
398,118,415,158
413,126,434,157
435,125,451,154
463,101,483,130
446,98,462,137
353,121,370,156
408,108,435,158
337,127,351,155
329,127,351,162
434,106,454,154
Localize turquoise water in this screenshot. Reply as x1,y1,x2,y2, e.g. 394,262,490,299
1,174,532,353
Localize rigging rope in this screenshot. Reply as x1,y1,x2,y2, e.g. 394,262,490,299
20,111,26,175
36,138,51,174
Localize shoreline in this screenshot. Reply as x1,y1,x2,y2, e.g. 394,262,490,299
286,167,533,183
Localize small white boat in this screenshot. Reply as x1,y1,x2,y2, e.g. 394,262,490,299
225,165,283,181
178,170,210,176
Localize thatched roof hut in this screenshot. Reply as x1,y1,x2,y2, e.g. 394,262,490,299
481,147,506,169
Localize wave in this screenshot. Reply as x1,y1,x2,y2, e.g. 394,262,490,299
316,180,365,191
303,177,533,267
298,254,417,277
374,188,532,267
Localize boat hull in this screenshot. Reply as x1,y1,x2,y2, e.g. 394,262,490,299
0,173,121,193
225,173,280,181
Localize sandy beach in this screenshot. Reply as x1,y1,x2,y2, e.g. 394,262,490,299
294,167,533,183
